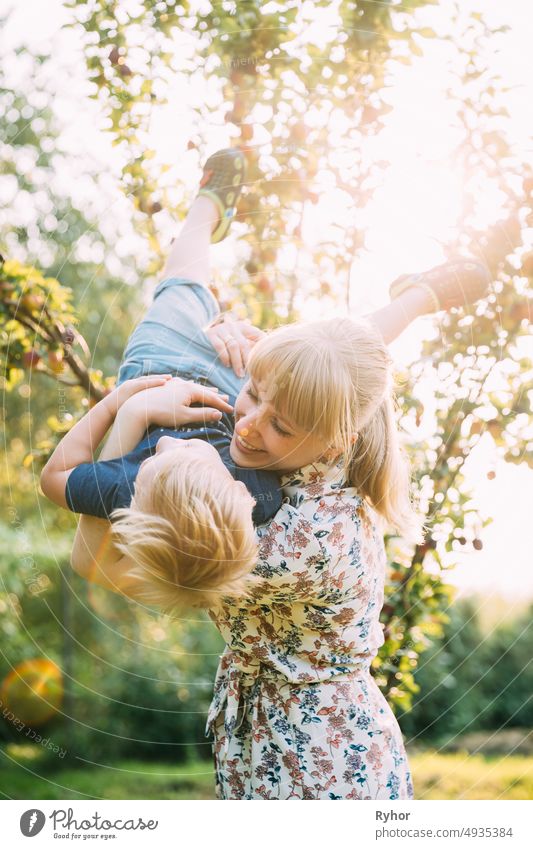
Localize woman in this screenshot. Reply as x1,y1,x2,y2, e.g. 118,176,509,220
72,148,490,799
204,314,417,800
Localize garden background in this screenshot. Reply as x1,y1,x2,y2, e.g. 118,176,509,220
1,0,532,800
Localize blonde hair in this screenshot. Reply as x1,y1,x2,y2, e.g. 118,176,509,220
248,317,421,539
111,452,260,612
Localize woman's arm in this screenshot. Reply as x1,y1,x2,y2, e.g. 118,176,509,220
253,493,379,608
41,376,231,504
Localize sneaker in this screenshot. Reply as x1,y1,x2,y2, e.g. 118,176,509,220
389,258,491,312
197,148,247,243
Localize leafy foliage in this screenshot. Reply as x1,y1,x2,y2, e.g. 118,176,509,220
0,256,107,399
399,599,533,744
0,522,224,762
1,1,532,726
0,45,145,515
68,0,438,321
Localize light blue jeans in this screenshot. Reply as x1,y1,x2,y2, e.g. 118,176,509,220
116,276,246,399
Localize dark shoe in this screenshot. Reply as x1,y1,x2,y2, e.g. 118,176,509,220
389,259,491,312
197,148,247,243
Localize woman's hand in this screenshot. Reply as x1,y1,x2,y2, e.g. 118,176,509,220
122,377,234,430
103,374,173,417
204,314,265,378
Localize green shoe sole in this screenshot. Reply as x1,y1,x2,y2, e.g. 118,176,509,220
197,148,247,243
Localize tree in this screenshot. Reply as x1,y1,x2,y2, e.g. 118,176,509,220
0,36,148,520
399,600,533,743
2,1,532,718
68,0,438,321
379,11,533,704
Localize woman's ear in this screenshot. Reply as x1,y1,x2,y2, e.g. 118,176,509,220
319,435,357,463
319,446,343,463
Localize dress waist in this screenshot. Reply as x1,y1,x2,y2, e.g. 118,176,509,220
205,649,371,754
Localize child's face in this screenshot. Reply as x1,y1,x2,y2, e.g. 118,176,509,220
230,379,331,474
137,436,235,490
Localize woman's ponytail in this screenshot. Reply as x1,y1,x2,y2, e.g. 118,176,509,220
346,393,422,541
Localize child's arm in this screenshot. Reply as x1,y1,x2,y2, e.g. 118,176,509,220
98,403,152,462
98,378,233,461
70,514,146,600
42,377,170,600
40,375,172,508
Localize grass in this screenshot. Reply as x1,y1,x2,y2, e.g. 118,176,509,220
1,744,532,800
411,750,533,800
0,748,216,800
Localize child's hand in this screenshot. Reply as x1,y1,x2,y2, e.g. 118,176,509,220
103,374,173,417
204,314,265,378
122,378,233,429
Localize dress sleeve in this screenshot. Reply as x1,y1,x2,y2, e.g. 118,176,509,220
252,493,373,605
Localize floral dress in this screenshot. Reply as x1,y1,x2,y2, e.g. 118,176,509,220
205,459,414,800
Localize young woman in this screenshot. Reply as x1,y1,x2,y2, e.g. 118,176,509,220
69,148,490,799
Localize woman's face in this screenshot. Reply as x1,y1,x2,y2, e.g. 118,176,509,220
230,378,331,474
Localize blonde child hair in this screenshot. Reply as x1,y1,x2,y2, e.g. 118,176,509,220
247,316,421,540
110,452,260,612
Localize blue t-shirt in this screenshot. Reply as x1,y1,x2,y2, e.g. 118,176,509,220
65,406,281,526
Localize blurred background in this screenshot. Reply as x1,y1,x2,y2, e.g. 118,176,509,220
1,0,532,799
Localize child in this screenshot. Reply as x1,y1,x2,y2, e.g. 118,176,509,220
41,149,284,612
39,373,273,610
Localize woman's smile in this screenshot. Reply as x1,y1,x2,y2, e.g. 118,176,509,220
235,432,265,453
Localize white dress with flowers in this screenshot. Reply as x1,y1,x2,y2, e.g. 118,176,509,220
205,459,414,800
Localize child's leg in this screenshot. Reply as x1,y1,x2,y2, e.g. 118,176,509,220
365,259,490,345
161,145,247,283
365,288,434,346
161,196,218,286
163,197,429,347
116,188,244,396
